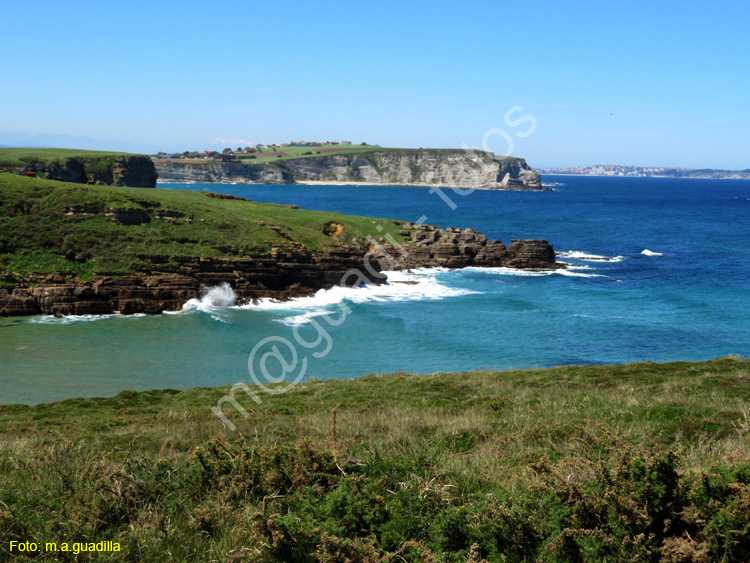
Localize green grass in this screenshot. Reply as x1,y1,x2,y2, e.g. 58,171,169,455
2,358,750,561
236,146,514,164
0,173,414,281
247,144,374,160
0,148,137,167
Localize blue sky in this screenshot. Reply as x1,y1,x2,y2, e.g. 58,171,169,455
1,0,748,168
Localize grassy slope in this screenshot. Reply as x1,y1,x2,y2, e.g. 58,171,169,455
2,358,750,561
0,173,412,281
0,148,137,167
243,144,376,162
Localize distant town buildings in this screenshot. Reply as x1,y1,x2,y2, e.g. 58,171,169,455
537,164,692,177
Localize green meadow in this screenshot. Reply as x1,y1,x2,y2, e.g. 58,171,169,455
0,148,136,167
244,144,375,162
0,173,413,281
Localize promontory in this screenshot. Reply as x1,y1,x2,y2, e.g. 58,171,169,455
154,147,547,190
0,170,560,316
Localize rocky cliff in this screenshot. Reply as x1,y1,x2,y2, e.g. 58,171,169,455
0,230,560,317
156,150,545,190
154,161,293,184
375,224,558,269
3,155,157,187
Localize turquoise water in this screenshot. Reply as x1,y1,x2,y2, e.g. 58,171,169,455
2,175,750,405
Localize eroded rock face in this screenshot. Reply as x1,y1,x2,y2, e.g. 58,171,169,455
0,247,386,316
282,152,546,189
371,225,559,271
156,161,293,184
111,156,158,187
0,288,41,316
105,208,151,226
9,156,157,187
503,239,557,268
0,228,560,317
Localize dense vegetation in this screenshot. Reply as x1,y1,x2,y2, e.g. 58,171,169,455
0,173,412,281
2,358,750,561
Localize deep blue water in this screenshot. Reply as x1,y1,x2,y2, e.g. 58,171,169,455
2,175,749,405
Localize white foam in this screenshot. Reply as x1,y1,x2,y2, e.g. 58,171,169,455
241,268,479,321
28,313,118,324
557,250,624,262
557,262,592,270
641,249,663,256
464,266,604,278
555,269,605,278
464,266,555,277
182,282,237,312
278,310,335,327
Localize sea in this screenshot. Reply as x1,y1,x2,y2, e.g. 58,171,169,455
2,175,750,406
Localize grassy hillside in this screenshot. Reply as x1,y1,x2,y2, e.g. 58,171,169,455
0,173,412,281
242,144,376,162
242,147,508,163
0,148,136,167
2,358,750,561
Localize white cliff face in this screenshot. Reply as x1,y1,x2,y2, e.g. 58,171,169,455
285,151,495,186
156,161,293,184
156,150,544,189
282,151,542,188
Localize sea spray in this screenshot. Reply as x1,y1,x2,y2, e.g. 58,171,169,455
183,282,237,311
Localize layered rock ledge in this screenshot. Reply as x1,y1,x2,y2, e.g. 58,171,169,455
0,229,560,317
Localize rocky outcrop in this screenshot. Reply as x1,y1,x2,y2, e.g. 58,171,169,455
0,227,560,317
8,155,157,187
155,161,293,184
373,225,560,270
110,156,158,187
0,248,386,317
156,150,546,190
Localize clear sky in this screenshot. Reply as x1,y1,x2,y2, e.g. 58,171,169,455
2,0,748,168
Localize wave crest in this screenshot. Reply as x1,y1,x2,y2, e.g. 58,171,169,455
557,250,624,262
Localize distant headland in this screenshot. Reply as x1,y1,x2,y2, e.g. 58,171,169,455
0,145,549,190
152,144,547,190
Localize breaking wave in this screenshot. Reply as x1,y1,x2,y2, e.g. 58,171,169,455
464,266,604,278
182,282,237,312
241,268,480,325
557,250,624,262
